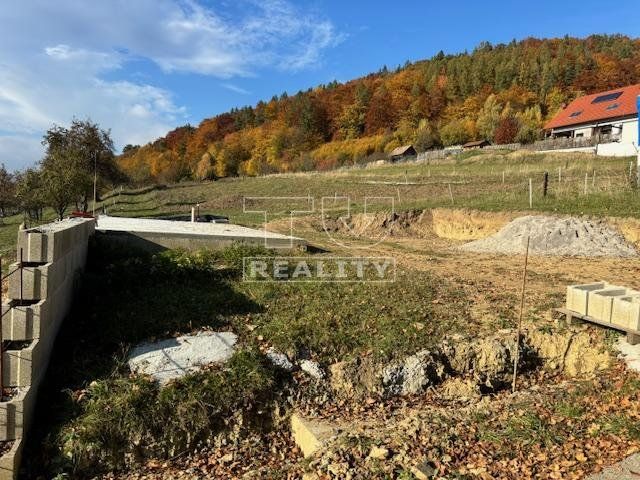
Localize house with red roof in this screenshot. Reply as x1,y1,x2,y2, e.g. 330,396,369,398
545,84,639,156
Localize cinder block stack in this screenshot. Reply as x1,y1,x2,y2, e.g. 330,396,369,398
566,282,640,330
0,218,94,480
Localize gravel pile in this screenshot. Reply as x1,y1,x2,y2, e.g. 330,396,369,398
461,215,637,257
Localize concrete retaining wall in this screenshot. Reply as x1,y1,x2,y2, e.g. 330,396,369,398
0,218,94,479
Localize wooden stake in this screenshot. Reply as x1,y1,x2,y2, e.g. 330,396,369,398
502,171,505,184
543,171,549,197
528,178,532,208
448,183,454,204
512,236,530,393
584,173,588,195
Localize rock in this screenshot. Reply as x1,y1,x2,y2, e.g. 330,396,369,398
368,446,390,460
290,413,337,458
329,357,381,398
438,377,481,400
299,359,325,379
527,328,611,376
412,460,438,479
440,333,519,388
382,350,445,396
265,348,294,371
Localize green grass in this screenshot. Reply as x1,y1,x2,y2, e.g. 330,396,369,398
26,241,470,478
97,151,640,227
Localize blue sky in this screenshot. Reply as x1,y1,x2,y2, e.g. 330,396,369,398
1,0,639,170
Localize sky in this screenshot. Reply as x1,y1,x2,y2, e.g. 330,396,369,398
1,0,639,171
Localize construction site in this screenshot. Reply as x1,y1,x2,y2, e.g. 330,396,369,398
0,150,640,479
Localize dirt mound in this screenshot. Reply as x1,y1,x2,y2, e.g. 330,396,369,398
431,208,515,240
461,215,638,257
318,208,516,241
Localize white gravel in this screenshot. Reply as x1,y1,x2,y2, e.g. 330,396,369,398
128,331,237,384
460,215,637,257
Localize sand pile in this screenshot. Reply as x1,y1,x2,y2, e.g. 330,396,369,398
461,215,637,257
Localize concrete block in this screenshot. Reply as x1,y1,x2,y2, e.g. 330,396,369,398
566,282,607,315
3,340,39,388
589,287,627,323
0,387,35,441
612,295,640,330
17,218,95,263
290,413,338,458
1,300,49,341
0,437,24,480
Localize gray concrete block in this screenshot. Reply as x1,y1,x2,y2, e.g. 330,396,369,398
589,287,627,323
566,282,607,315
1,300,48,341
0,387,35,441
0,437,23,480
17,218,95,263
612,295,640,330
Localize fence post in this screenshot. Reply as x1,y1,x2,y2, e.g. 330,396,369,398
529,178,533,208
543,172,549,197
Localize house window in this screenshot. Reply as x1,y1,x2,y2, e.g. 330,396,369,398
606,103,620,111
569,111,583,118
575,133,584,138
599,125,613,135
592,92,623,104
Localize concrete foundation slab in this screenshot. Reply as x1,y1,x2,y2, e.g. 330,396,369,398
96,215,306,252
127,331,237,384
566,283,607,315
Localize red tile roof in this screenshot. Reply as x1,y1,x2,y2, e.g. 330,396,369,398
544,84,640,130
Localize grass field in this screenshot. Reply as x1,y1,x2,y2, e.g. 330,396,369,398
100,150,640,223
9,149,640,478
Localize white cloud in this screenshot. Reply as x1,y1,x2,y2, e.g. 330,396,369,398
0,0,341,169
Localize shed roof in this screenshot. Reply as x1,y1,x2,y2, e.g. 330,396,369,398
390,145,415,156
463,140,490,148
545,84,640,130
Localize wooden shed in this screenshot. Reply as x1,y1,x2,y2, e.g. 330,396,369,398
389,145,417,162
462,140,491,150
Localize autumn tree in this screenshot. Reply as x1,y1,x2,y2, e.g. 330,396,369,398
494,116,520,145
476,94,502,141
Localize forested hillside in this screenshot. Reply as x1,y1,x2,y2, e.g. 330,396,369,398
118,35,640,183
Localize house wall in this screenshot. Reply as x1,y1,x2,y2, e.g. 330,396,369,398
620,118,638,145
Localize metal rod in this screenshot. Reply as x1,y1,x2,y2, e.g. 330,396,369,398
512,236,530,393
